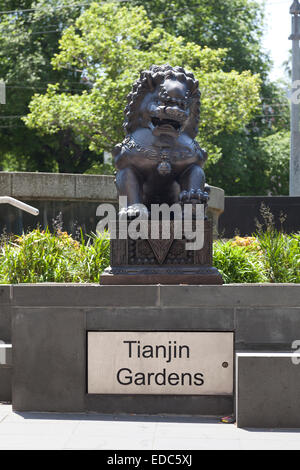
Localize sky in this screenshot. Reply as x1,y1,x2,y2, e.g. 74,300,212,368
261,0,293,80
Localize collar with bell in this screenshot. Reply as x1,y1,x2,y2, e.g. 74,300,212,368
157,151,172,176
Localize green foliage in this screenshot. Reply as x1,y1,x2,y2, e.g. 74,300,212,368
255,230,300,283
0,0,100,173
254,204,300,282
0,225,298,284
206,130,290,196
0,228,110,283
24,2,261,169
205,78,290,195
130,0,292,196
132,0,269,78
257,131,290,195
213,230,300,284
213,203,300,284
0,0,290,192
85,161,115,176
213,240,267,284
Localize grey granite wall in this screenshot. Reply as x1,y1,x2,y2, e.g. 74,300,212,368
0,284,299,414
0,172,224,238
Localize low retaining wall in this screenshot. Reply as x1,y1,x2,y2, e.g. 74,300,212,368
1,172,299,238
0,172,224,238
0,283,297,350
0,284,299,417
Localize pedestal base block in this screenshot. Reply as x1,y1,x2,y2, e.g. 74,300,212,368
101,219,223,285
101,265,223,285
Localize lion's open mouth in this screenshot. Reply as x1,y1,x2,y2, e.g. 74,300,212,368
151,117,181,132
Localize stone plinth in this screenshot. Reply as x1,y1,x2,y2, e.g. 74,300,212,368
101,219,223,285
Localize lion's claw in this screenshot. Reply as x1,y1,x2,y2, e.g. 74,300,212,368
179,189,209,204
119,204,149,219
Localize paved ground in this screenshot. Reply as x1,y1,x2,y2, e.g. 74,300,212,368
0,404,300,450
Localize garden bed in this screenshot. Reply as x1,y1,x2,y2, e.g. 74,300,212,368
0,226,298,284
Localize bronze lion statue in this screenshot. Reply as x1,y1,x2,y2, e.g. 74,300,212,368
113,64,209,217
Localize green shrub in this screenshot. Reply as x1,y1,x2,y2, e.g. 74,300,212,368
213,240,267,284
0,228,110,284
0,226,299,284
255,230,300,283
76,231,111,283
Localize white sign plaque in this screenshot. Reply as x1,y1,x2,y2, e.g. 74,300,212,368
88,332,234,395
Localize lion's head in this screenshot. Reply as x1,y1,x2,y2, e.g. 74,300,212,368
124,65,200,139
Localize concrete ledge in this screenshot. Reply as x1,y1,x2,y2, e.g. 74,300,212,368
9,283,300,308
0,172,223,207
0,172,117,202
237,353,300,428
0,172,224,237
12,284,160,308
0,283,299,415
1,284,299,353
86,307,234,331
159,284,300,308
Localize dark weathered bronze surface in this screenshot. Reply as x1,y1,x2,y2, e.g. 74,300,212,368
101,220,224,285
101,64,223,285
109,220,212,267
113,64,209,217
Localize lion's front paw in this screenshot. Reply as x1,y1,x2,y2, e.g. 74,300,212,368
119,204,149,219
179,189,209,204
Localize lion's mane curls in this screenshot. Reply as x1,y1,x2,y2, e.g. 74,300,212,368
124,64,201,139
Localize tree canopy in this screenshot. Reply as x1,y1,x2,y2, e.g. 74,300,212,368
132,0,269,78
0,0,96,172
24,2,261,173
0,0,291,195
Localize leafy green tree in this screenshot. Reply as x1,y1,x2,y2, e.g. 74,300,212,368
132,0,269,78
131,0,291,195
207,131,290,196
205,81,290,195
258,130,290,195
0,0,97,173
1,0,288,191
24,2,261,173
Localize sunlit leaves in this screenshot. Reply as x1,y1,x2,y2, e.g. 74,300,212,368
24,2,261,166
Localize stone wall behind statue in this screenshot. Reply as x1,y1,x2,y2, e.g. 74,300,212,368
0,172,224,238
1,172,299,238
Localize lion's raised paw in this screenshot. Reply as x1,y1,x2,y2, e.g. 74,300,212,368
179,189,209,204
119,204,149,219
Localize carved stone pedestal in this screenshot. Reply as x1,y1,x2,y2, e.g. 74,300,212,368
101,220,223,285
